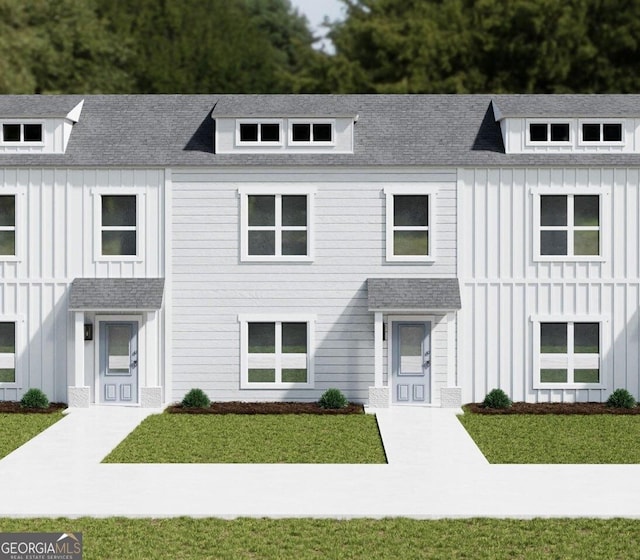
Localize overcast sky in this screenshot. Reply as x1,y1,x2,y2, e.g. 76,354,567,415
289,0,345,50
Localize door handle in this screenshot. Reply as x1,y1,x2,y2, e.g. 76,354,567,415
131,360,138,368
423,360,430,368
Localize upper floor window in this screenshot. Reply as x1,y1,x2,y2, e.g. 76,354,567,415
528,122,570,144
0,321,16,383
0,195,15,257
237,121,282,145
101,195,137,257
289,121,334,144
538,194,600,258
239,188,314,262
385,188,435,262
1,123,43,144
580,122,622,143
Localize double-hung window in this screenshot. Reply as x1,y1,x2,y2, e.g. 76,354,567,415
240,316,314,388
0,322,16,383
534,320,603,388
239,188,314,261
100,195,137,257
0,195,16,257
385,187,434,262
535,193,601,259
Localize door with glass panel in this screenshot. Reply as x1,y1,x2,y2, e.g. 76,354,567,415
99,321,138,403
392,321,431,404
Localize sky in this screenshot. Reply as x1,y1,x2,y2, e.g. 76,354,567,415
288,0,346,51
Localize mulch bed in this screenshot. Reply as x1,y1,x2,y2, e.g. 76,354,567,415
465,402,640,415
0,402,67,414
167,401,365,415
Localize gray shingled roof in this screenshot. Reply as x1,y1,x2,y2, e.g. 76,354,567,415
367,278,461,312
1,94,640,167
69,278,165,310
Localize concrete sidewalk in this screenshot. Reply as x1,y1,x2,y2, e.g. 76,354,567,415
1,405,640,518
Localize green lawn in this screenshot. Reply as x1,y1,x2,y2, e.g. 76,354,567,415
0,412,64,459
103,414,386,463
459,412,640,463
0,517,639,559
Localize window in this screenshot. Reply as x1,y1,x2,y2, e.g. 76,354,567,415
0,322,16,383
240,316,314,388
538,194,600,257
0,195,15,256
580,122,622,143
237,121,282,144
240,189,314,261
385,189,434,262
528,122,570,143
101,195,137,257
536,321,601,386
289,121,334,144
1,123,43,143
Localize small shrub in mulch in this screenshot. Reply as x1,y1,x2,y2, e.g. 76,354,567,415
465,402,640,415
0,401,67,414
166,401,365,415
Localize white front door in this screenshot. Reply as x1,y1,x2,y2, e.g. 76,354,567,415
392,321,431,404
99,320,138,404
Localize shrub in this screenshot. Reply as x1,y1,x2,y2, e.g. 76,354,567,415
20,388,49,409
482,388,512,409
606,388,636,409
181,388,211,408
319,388,348,409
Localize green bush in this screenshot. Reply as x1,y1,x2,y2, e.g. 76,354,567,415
20,388,49,409
482,388,512,409
181,388,211,408
606,388,636,409
319,388,348,409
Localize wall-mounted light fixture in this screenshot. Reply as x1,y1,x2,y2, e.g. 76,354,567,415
84,324,93,341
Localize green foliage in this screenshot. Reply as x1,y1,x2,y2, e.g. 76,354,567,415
181,388,210,409
606,389,636,409
481,388,512,409
103,414,386,463
0,412,62,458
318,388,348,409
20,388,49,409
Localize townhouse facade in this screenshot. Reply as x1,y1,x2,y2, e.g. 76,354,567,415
0,94,637,407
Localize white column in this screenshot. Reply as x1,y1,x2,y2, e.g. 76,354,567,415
146,311,157,387
374,312,383,387
74,311,84,387
447,311,456,386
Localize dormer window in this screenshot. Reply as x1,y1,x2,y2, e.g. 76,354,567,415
580,122,622,143
236,120,282,145
290,121,334,144
1,123,43,144
528,122,570,143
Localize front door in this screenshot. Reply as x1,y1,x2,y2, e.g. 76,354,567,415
392,321,431,404
99,321,138,404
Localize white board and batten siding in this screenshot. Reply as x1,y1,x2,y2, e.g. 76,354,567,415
0,168,165,402
458,167,640,404
171,168,457,403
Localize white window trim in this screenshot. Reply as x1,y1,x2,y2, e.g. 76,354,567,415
531,188,608,262
384,185,437,263
578,119,625,146
235,119,284,147
532,315,607,390
526,119,572,146
0,121,45,146
288,119,336,146
238,186,316,263
0,316,24,387
239,313,315,389
0,191,21,262
93,189,145,262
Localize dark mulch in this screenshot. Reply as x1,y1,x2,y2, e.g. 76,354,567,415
0,402,67,414
167,401,365,415
465,402,640,415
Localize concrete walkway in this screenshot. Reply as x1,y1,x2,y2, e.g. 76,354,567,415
1,405,640,518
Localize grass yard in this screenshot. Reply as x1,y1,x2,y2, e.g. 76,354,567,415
459,412,640,463
103,414,387,463
0,412,64,459
0,517,639,559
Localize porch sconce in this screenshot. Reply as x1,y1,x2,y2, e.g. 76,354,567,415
84,324,93,341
